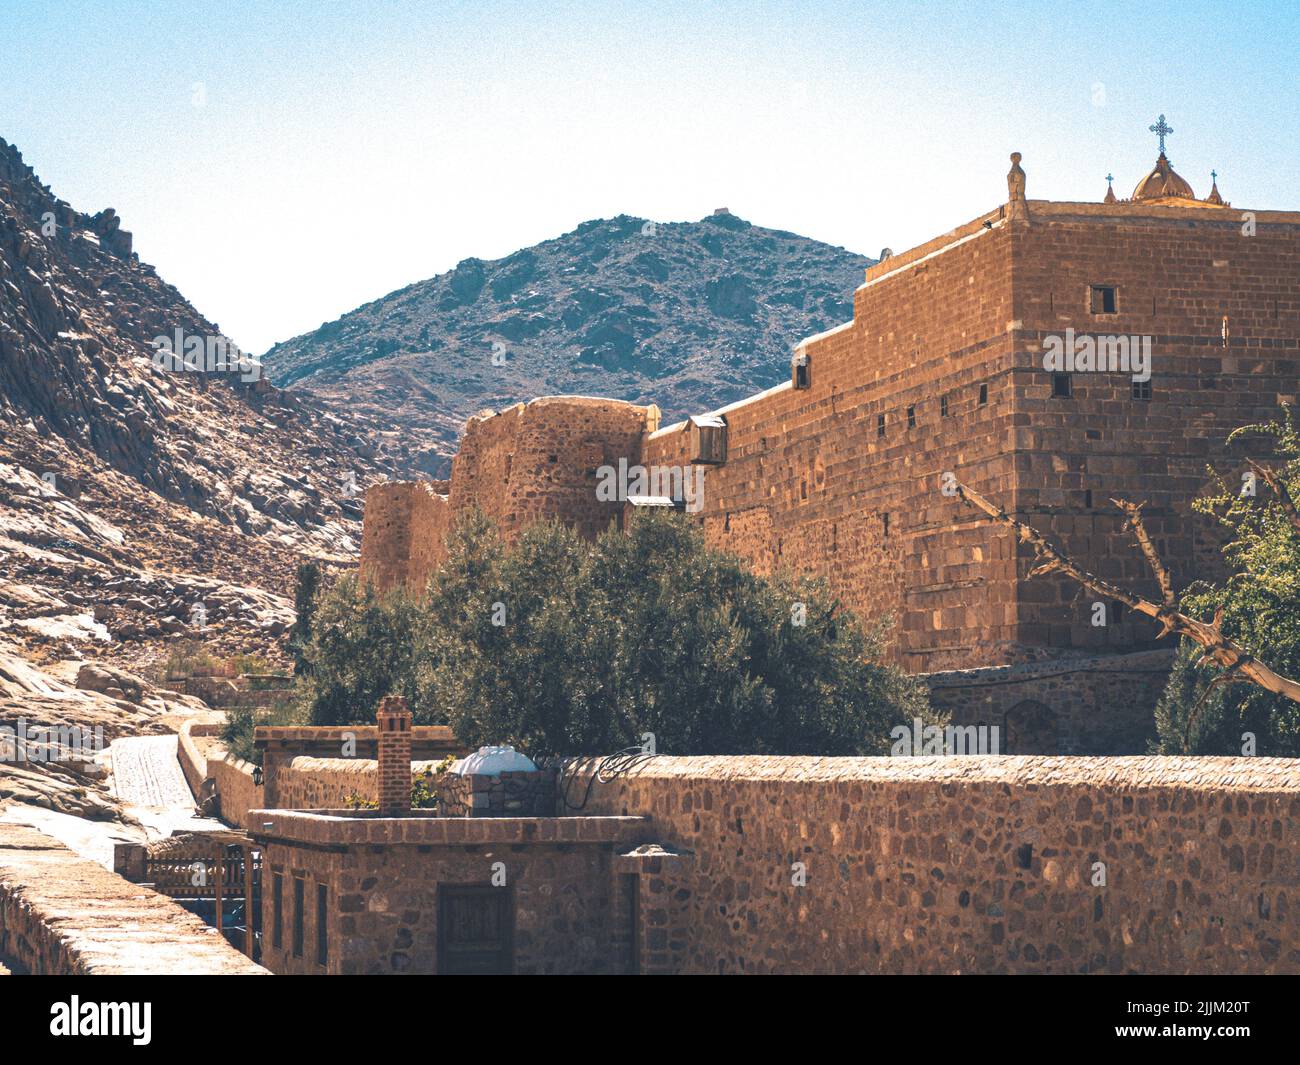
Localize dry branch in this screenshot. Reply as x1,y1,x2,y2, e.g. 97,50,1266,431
1111,499,1175,608
955,481,1300,707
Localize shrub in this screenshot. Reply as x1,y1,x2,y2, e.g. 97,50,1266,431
1153,408,1300,755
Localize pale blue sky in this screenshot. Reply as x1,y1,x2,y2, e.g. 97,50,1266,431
2,0,1296,353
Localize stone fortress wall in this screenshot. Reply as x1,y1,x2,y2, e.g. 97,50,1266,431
361,397,658,596
357,174,1300,748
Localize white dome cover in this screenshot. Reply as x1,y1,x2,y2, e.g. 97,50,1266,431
454,745,537,777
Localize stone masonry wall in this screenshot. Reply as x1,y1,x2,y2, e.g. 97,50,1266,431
359,198,1299,678
1006,203,1300,654
178,720,264,828
451,396,657,543
252,812,648,974
271,756,446,812
575,754,1300,974
0,823,266,974
642,210,1020,671
924,647,1175,754
358,480,449,596
360,396,656,595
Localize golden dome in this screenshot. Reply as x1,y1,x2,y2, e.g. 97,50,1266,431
1132,152,1196,201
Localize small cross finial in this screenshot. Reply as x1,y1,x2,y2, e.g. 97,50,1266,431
1211,169,1218,183
1106,173,1114,186
1149,114,1173,155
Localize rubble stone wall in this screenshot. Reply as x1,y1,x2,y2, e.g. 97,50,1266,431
575,754,1300,974
0,823,266,974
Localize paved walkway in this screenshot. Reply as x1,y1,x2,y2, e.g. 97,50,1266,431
110,735,196,808
106,734,226,843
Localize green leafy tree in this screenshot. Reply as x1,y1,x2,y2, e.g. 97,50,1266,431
1154,408,1300,755
288,561,322,676
294,574,424,725
417,508,934,756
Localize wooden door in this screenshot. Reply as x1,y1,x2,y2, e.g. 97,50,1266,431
437,885,513,974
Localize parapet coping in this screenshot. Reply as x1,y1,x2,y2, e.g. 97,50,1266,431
0,823,267,975
564,755,1300,793
281,755,447,773
255,724,457,744
247,809,651,846
471,395,656,422
649,378,796,440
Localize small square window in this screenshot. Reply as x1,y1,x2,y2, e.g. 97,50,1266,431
1132,379,1152,400
1052,373,1072,398
1090,285,1117,314
876,413,886,437
940,395,949,417
978,383,988,406
907,405,916,429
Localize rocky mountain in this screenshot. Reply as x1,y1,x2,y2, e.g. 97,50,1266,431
0,137,388,669
264,211,875,476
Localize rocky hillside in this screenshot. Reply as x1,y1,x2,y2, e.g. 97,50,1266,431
264,211,874,476
0,137,388,669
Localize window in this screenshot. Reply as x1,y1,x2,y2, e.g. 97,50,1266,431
792,352,810,389
1132,379,1152,400
292,876,305,958
978,383,988,406
876,413,886,437
1090,285,1117,314
906,405,916,429
1084,489,1093,509
1052,373,1072,399
272,872,283,950
941,395,949,417
882,512,890,537
316,883,329,966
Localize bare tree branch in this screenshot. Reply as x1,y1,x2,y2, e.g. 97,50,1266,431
1111,499,1175,608
1247,458,1300,536
956,481,1300,706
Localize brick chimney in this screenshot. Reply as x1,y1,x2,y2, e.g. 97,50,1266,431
376,695,412,816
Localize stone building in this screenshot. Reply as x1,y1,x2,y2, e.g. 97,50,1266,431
359,125,1300,752
246,700,1300,974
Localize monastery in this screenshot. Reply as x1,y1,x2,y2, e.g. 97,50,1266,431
360,120,1300,755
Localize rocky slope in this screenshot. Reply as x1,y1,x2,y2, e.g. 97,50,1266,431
264,211,874,476
0,136,388,669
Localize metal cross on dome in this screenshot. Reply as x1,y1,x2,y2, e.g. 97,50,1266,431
1149,114,1173,155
